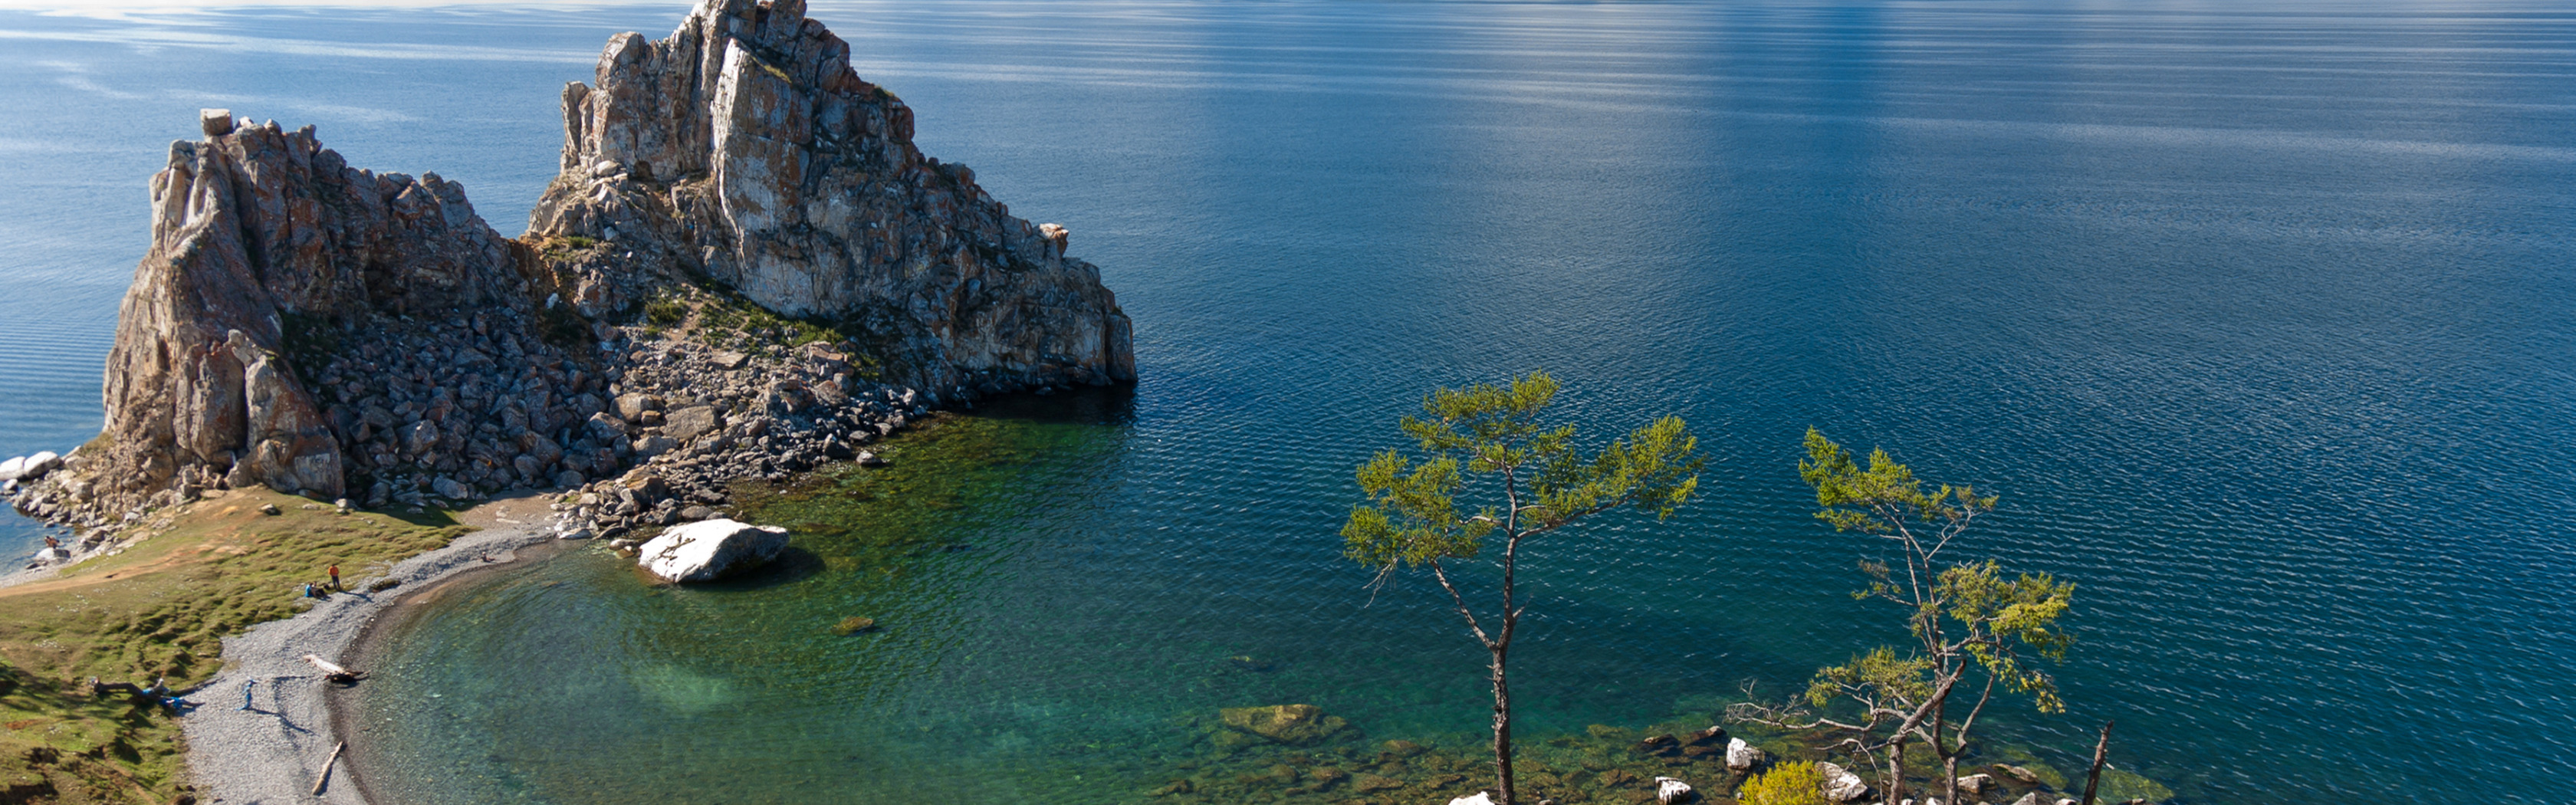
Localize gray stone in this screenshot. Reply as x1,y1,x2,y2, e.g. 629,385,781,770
1957,774,1993,796
199,108,233,136
1655,777,1694,804
614,393,659,422
1817,762,1871,803
662,406,723,441
402,421,441,456
431,476,472,501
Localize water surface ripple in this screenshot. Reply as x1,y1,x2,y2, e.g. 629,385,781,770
2,2,2570,803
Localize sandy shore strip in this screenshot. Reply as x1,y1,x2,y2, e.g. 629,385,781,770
183,495,563,805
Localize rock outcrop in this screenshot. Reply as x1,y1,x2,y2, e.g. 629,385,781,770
636,518,787,582
24,112,524,521
529,0,1134,396
9,0,1136,544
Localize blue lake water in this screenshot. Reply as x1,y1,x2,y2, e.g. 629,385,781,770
3,2,2573,802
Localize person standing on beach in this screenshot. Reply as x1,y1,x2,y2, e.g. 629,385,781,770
238,679,256,711
328,563,340,590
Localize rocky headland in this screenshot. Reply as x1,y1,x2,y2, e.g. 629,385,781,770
5,0,1132,557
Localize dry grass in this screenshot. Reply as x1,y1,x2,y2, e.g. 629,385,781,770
0,488,467,803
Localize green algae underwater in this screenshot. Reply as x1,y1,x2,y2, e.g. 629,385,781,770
345,389,2147,804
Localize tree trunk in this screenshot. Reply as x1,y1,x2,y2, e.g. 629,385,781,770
1490,643,1516,805
1943,754,1960,805
1885,739,1906,804
2080,721,2113,805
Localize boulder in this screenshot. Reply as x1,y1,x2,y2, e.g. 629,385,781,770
2008,794,2048,805
1996,765,2040,785
1218,704,1349,744
636,518,788,583
1817,762,1872,803
1655,776,1694,804
1725,738,1766,772
662,406,723,441
0,452,61,482
1957,774,1993,796
430,477,473,501
199,108,233,136
1447,792,1495,805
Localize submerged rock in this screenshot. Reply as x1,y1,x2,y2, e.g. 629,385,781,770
636,518,787,583
832,616,877,635
1218,704,1349,745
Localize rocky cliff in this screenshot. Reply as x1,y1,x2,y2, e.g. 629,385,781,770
531,0,1134,394
9,0,1135,544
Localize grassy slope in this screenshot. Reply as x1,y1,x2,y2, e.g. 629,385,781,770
0,488,468,804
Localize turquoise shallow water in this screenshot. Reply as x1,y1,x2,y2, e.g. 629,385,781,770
2,1,2573,802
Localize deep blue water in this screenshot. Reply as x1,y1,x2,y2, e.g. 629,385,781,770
3,2,2573,803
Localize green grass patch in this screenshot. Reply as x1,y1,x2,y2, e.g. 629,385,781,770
0,489,468,804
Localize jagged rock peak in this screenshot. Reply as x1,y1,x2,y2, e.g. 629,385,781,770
533,0,1136,394
87,112,518,512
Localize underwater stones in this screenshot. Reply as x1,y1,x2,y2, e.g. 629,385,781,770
1219,704,1349,745
1724,737,1766,773
1351,773,1403,793
832,616,876,635
1816,761,1871,803
1655,776,1694,804
1995,764,2041,785
636,518,787,583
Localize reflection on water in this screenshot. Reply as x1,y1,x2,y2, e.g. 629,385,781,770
1,0,2565,802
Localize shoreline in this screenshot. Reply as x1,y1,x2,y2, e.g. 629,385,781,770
324,531,583,805
179,495,563,805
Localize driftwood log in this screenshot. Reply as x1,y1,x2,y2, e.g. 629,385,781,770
313,740,346,795
302,653,365,684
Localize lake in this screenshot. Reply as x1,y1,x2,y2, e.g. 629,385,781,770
3,1,2571,802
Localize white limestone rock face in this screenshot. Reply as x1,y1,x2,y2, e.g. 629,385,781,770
531,0,1136,396
637,518,788,583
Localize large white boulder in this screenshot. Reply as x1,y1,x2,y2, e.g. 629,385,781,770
0,452,60,482
1655,776,1694,804
637,518,788,583
1447,792,1495,805
1818,762,1873,803
1725,737,1767,772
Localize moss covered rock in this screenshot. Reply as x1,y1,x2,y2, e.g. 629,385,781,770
1220,704,1350,744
